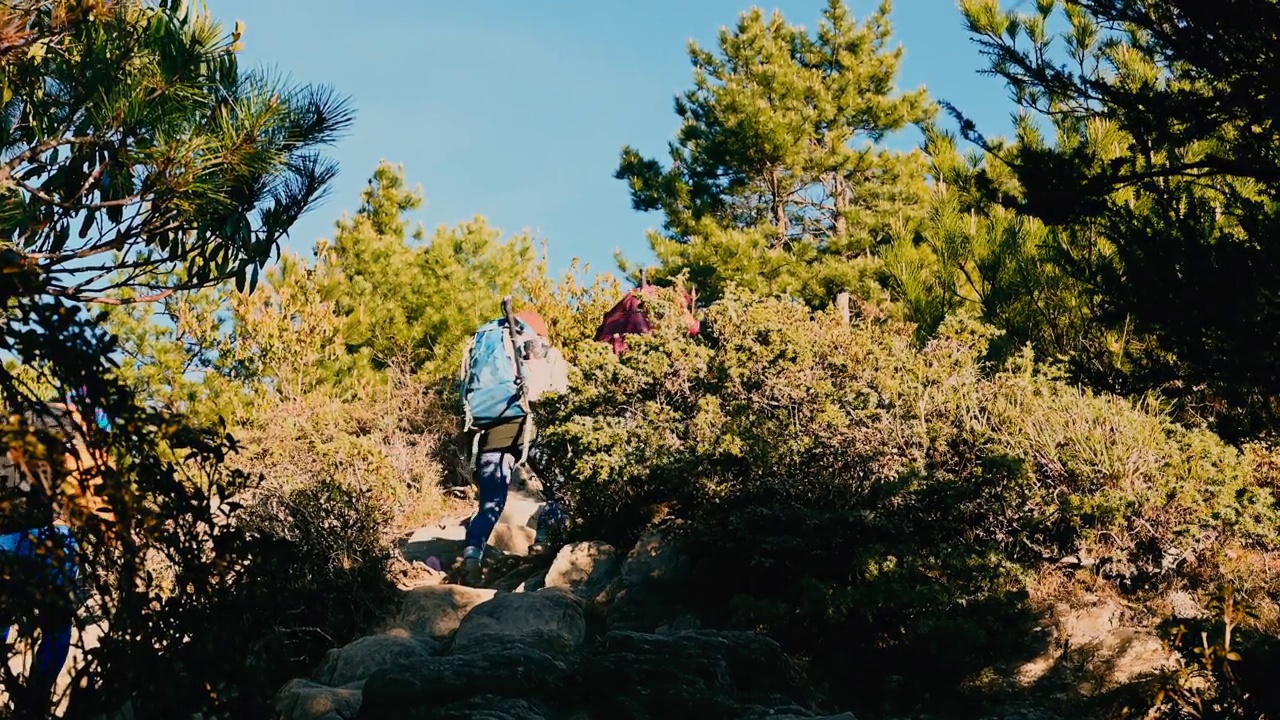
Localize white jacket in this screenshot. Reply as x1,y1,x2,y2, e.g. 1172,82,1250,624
525,343,570,402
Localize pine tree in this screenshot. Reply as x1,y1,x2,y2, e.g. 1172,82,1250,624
321,162,430,364
616,0,932,304
883,122,1120,373
0,0,352,304
317,161,534,375
955,0,1280,436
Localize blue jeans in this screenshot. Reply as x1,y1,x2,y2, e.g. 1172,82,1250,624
462,449,571,560
464,450,516,559
1,525,79,703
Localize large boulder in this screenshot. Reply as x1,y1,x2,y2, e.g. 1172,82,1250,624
497,488,543,529
544,541,620,601
577,630,813,719
489,523,536,556
313,629,438,687
357,645,578,718
1013,596,1175,695
620,524,688,588
396,585,496,639
276,678,363,720
359,589,588,717
607,525,696,632
451,587,587,656
359,628,825,720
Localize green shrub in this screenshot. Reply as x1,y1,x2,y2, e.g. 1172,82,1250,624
227,365,454,534
1150,585,1280,720
538,288,1280,711
225,476,398,703
0,309,413,719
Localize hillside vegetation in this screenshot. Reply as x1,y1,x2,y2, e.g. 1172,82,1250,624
3,1,1280,719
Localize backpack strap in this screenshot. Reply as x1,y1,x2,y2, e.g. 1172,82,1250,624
469,429,481,474
501,298,532,417
501,296,535,468
459,330,479,434
458,329,484,472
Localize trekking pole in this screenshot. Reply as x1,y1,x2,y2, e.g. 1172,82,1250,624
502,296,534,465
502,296,532,414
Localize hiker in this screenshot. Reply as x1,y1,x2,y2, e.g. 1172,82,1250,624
457,303,569,585
1,401,100,717
594,280,700,355
67,386,111,432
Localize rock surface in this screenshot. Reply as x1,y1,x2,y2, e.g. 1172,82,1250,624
450,587,586,656
396,584,497,639
278,493,1177,720
489,522,537,556
1013,595,1175,695
359,643,579,716
276,678,363,720
543,541,619,601
578,630,813,718
605,524,696,632
496,487,543,530
313,629,438,687
277,506,844,720
619,523,688,587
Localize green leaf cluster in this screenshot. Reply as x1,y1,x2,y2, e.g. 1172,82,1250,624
617,0,932,305
0,0,352,303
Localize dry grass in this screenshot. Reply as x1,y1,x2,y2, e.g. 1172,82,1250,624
228,368,458,536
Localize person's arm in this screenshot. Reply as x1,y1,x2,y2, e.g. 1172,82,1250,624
547,347,570,394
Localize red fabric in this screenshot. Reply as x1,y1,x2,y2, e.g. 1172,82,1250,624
594,285,700,354
594,292,651,354
515,309,548,337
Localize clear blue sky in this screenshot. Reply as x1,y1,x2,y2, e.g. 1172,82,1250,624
211,0,1017,277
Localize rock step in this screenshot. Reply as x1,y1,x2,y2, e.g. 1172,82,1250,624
277,529,852,720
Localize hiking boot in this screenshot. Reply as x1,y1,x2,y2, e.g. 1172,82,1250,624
462,555,482,587
528,524,550,556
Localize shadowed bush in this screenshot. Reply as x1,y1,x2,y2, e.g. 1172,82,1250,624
0,299,405,719
537,287,1280,713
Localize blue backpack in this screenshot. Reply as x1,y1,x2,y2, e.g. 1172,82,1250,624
459,317,533,430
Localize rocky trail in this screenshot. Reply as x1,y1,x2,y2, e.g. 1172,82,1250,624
274,481,858,720
274,479,1185,720
2,475,1183,720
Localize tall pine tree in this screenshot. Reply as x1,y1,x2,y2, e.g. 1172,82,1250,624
318,161,533,375
616,0,932,305
955,0,1280,437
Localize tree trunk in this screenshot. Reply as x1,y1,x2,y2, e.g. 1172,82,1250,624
831,171,850,237
770,168,789,240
